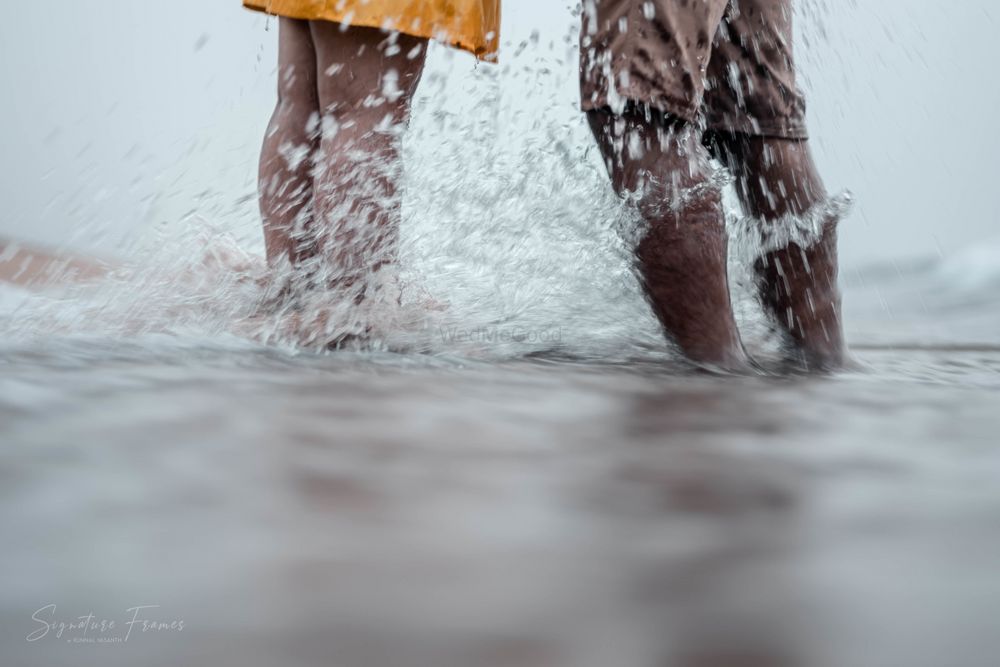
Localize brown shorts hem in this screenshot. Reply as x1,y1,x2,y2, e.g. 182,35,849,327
581,93,810,141
580,87,700,125
580,0,809,142
704,117,810,141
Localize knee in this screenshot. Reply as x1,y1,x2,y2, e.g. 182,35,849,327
261,105,319,200
268,60,318,131
267,85,319,151
271,102,319,142
263,108,320,185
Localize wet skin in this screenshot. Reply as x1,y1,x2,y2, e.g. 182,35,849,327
258,18,427,291
588,107,751,373
588,106,846,372
706,132,846,371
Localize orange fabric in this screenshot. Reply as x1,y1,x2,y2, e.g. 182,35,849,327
244,0,500,62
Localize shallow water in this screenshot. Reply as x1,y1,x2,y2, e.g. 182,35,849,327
2,282,1000,667
2,194,1000,667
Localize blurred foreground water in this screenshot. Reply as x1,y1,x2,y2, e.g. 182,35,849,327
2,243,1000,667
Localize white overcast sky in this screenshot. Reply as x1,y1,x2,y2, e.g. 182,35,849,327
0,0,997,267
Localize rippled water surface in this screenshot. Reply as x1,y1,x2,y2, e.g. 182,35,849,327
3,291,1000,667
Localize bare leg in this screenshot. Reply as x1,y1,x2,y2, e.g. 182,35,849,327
588,107,750,371
707,133,846,370
306,23,427,297
258,18,320,267
0,238,111,287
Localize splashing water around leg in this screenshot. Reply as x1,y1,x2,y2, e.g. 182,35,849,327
256,19,427,348
708,133,850,371
586,106,752,372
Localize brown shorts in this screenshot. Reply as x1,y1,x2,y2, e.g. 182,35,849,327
580,0,808,139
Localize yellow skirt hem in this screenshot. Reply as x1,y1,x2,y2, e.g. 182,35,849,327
243,1,498,62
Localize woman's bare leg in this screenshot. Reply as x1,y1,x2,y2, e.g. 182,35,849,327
258,18,320,267
306,23,427,296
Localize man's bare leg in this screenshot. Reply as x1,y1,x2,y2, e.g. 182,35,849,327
588,107,751,372
708,133,846,370
307,23,427,296
258,18,321,267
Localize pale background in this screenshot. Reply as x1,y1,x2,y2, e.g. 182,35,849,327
0,0,996,268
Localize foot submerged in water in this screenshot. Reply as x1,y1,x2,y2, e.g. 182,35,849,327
746,196,853,373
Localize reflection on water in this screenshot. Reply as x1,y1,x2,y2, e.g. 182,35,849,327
2,337,1000,667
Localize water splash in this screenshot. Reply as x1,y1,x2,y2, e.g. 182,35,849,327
727,190,854,261
0,22,852,365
